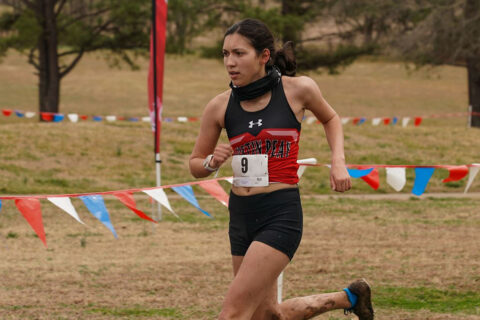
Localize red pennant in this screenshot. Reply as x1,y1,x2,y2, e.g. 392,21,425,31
2,109,12,116
356,166,380,190
188,117,199,122
113,192,157,223
198,180,229,207
442,165,469,183
117,116,125,121
40,112,54,121
414,117,423,126
15,198,47,247
80,115,88,120
352,117,360,125
383,118,391,125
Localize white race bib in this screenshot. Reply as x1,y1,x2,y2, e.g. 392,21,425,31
231,154,269,187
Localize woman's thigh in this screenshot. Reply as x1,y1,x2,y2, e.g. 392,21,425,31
223,241,289,318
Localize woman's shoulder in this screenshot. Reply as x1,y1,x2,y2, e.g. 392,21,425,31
202,89,231,126
281,75,321,102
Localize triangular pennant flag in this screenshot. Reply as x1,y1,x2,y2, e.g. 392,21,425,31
464,165,480,193
386,167,406,191
347,167,374,178
383,118,391,125
47,197,84,225
172,185,212,218
106,115,117,122
198,180,229,207
402,117,410,127
392,117,398,125
414,117,423,126
143,188,176,216
92,116,103,121
80,115,88,120
67,113,79,123
15,198,47,247
357,166,380,190
0,199,2,211
297,158,318,179
2,109,12,116
113,192,157,222
177,116,188,122
25,111,35,118
142,116,151,122
341,117,350,125
225,177,233,184
79,195,117,238
128,117,139,122
41,112,54,121
306,117,316,124
412,167,435,196
53,114,64,122
15,110,25,117
442,165,469,183
372,118,381,126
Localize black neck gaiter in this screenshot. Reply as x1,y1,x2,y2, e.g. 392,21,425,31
229,66,281,101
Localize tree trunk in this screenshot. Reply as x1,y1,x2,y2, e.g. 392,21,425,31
281,0,300,45
37,0,60,117
467,58,480,128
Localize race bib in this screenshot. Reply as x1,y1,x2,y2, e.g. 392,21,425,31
231,154,269,187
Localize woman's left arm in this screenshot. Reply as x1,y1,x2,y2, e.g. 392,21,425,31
299,76,351,192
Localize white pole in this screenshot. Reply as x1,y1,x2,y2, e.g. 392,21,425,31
277,272,284,303
155,152,162,221
468,105,472,128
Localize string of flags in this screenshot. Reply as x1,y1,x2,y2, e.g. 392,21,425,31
2,108,479,127
0,160,478,247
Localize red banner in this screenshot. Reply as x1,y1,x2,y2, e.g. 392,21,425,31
148,0,168,153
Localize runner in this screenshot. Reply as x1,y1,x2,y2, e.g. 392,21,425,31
189,18,374,320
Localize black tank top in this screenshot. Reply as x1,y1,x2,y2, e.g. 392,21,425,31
224,79,302,184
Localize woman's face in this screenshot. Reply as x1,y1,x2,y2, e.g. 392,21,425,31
223,33,270,87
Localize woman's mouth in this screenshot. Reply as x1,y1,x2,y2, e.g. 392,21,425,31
229,71,240,79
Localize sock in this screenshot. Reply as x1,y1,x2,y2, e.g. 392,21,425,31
343,288,358,308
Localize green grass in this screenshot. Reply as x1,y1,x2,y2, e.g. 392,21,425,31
375,286,480,315
88,306,183,318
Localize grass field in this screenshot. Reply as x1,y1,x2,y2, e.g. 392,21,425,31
0,51,480,319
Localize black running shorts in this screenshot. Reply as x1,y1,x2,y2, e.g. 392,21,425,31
228,188,303,260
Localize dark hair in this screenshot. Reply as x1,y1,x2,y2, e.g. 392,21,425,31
224,19,296,76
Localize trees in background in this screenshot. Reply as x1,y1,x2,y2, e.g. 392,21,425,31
0,0,149,115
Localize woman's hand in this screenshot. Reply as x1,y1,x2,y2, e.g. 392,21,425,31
210,143,233,169
330,162,351,192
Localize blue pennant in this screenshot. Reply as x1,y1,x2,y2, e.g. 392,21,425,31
15,111,25,118
392,117,398,125
0,199,2,212
412,167,435,196
358,118,366,125
171,185,212,218
347,167,374,178
79,195,118,238
53,114,64,122
93,116,103,121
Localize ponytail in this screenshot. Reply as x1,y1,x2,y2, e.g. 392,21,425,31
272,41,297,77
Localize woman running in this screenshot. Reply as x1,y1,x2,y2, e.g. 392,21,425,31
189,18,374,320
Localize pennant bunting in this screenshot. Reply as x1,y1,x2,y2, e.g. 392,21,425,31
0,199,2,211
225,177,234,184
15,110,24,117
112,192,157,222
79,195,117,238
402,117,410,127
386,167,406,191
41,113,53,121
198,180,229,207
414,117,423,126
14,198,47,247
341,118,350,125
412,167,435,196
442,165,469,183
172,185,212,218
106,115,117,122
47,197,84,225
67,113,79,123
53,114,64,122
92,116,103,121
2,109,12,116
359,167,380,190
347,167,374,178
177,116,188,122
306,117,316,124
383,118,391,125
80,115,88,120
142,188,177,217
464,165,480,193
297,158,318,178
392,117,398,125
372,118,381,126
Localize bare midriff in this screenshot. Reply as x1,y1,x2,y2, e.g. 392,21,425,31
231,183,298,196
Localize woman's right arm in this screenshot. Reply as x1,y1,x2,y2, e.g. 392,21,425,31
189,95,233,178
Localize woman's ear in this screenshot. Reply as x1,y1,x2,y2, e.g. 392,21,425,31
260,48,271,65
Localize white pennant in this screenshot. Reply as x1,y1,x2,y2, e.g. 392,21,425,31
341,118,350,125
25,112,36,118
143,188,175,214
386,167,406,192
371,118,381,126
177,116,188,122
47,197,85,224
106,115,117,122
297,158,317,178
67,113,79,123
306,117,316,125
142,116,151,122
402,117,410,127
225,177,233,184
464,165,480,193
